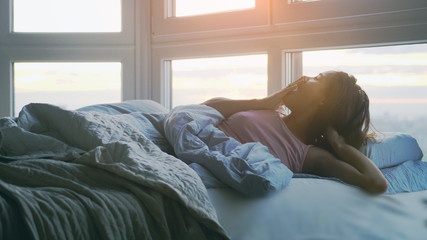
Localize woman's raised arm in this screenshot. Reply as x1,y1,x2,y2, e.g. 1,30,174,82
203,79,302,118
303,127,388,194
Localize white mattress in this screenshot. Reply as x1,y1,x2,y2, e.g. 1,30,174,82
208,178,427,240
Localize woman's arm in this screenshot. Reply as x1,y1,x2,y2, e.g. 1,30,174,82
303,127,388,194
203,78,302,118
202,98,266,119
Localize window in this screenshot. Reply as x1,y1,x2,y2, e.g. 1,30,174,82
151,0,427,110
173,0,255,17
170,54,268,107
152,0,268,35
13,0,121,32
13,62,121,115
302,43,427,154
0,0,137,117
291,0,319,2
273,0,427,25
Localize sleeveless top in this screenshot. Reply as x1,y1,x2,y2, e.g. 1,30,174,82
216,110,311,173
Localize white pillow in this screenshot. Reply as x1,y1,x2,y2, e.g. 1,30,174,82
360,132,423,169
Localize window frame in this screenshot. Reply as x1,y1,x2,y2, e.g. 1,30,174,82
0,0,139,117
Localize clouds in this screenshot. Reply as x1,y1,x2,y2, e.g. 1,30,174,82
14,62,121,93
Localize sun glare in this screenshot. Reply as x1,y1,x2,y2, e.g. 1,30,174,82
174,0,255,17
303,44,427,87
13,0,121,32
13,62,122,115
14,62,121,92
171,54,267,107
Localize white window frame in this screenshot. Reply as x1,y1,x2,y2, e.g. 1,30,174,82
0,0,140,117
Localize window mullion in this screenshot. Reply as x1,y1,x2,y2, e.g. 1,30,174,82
284,52,302,86
267,50,282,95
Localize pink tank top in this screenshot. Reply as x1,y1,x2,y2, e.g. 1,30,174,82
217,110,310,173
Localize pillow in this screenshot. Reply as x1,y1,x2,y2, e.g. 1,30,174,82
360,132,423,169
382,159,427,194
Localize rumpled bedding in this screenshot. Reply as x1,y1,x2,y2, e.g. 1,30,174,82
163,104,427,195
0,103,228,240
163,105,293,197
1,100,426,239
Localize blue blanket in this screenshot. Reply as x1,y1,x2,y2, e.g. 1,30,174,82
163,104,427,195
163,105,293,197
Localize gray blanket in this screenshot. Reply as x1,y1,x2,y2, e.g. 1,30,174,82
0,103,228,240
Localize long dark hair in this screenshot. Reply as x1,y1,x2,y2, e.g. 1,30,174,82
314,71,373,150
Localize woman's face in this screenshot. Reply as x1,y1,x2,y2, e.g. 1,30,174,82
283,72,329,113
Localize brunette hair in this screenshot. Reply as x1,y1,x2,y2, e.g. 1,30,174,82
315,71,372,150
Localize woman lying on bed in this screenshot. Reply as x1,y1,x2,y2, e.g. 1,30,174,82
203,70,388,194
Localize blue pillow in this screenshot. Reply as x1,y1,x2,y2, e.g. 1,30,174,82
360,132,423,169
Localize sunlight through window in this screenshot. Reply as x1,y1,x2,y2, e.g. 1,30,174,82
14,62,121,115
173,0,255,17
171,54,267,107
13,0,121,32
303,43,427,154
291,0,320,2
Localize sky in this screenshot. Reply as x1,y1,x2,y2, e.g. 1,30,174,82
13,0,121,32
175,0,255,17
303,44,427,110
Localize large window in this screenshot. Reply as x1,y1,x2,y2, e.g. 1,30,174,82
152,0,268,35
273,0,427,25
13,0,121,32
171,54,267,107
303,43,427,154
151,0,427,108
173,0,255,17
14,62,121,115
0,0,136,117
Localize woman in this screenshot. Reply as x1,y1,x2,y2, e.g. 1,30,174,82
203,71,388,194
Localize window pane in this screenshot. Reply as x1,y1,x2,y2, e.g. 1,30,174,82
302,44,427,155
171,54,267,107
14,62,121,115
13,0,121,32
291,0,320,2
174,0,255,17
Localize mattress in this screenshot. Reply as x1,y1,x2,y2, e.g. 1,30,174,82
208,178,427,240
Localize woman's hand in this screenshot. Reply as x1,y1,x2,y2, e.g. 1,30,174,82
260,76,309,110
203,76,309,118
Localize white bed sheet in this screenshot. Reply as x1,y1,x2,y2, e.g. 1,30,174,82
208,178,427,240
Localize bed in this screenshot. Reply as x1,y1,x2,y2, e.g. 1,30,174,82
0,100,426,240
